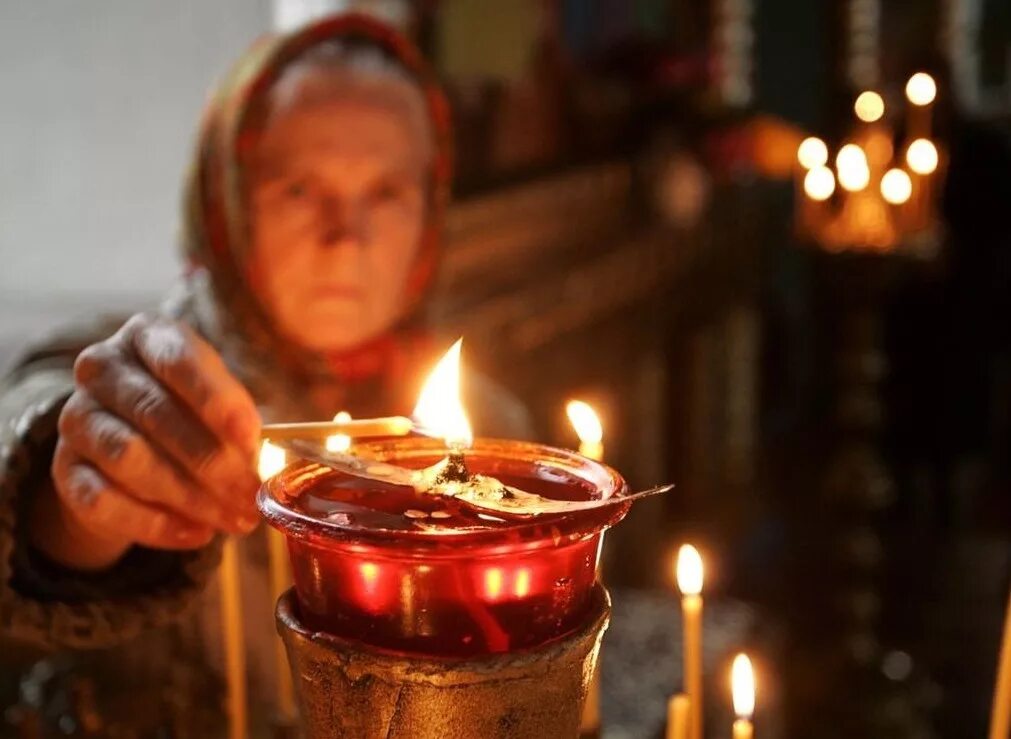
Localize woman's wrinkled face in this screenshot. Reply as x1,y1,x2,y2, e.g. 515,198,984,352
247,77,429,353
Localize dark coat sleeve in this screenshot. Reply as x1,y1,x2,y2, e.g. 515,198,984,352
0,324,220,650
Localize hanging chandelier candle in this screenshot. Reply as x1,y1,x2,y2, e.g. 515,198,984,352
259,339,672,738
794,75,943,252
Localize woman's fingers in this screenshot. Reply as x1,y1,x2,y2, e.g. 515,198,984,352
52,441,214,551
73,341,261,519
58,393,256,534
122,315,261,455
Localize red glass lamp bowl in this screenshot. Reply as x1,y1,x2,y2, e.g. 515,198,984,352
258,437,629,658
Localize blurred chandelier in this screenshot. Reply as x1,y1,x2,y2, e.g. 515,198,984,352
795,72,942,254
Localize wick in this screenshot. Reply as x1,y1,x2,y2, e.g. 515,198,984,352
436,445,471,484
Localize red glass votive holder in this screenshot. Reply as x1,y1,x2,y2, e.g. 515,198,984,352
258,437,629,658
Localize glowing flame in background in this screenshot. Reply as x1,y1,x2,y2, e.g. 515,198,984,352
258,440,287,481
797,137,828,170
413,339,473,449
804,167,836,201
854,91,885,122
566,400,603,444
732,653,756,719
905,72,937,106
836,144,871,192
906,138,939,175
880,169,913,205
676,544,704,596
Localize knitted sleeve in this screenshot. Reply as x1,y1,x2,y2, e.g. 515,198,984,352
0,344,220,650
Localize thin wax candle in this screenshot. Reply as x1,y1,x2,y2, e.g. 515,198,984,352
677,545,704,739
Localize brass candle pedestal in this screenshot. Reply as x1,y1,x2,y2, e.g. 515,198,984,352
276,586,610,739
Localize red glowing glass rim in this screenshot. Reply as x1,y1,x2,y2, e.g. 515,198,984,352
258,437,630,551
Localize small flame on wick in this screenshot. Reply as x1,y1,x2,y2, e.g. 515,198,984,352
325,411,352,452
732,653,756,719
676,544,704,596
258,439,286,481
413,339,473,449
566,400,603,445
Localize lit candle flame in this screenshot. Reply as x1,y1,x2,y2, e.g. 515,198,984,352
566,400,603,445
325,411,352,452
906,138,938,175
905,72,937,106
676,544,704,596
258,440,286,481
836,144,870,192
804,166,836,201
413,338,473,449
567,400,604,460
854,91,885,122
880,168,912,205
797,137,828,170
732,653,756,719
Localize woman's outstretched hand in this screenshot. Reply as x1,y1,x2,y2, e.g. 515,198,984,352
32,314,262,571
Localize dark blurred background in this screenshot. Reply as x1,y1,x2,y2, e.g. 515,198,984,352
2,1,1009,737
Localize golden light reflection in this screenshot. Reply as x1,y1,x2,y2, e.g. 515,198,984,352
676,544,704,596
906,138,939,175
731,653,756,718
514,568,531,598
258,440,286,481
360,562,379,588
325,411,352,453
804,166,836,201
854,91,885,122
484,568,504,600
864,130,894,166
797,137,828,170
413,338,473,448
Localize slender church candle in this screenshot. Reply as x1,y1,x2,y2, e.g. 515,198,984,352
261,441,296,724
219,538,247,739
990,591,1011,739
666,694,691,739
677,545,704,739
731,653,755,739
569,400,604,737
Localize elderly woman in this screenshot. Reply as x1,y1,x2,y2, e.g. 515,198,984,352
0,14,526,735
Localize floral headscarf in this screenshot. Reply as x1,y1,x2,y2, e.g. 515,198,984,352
175,14,453,420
